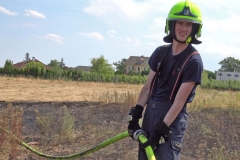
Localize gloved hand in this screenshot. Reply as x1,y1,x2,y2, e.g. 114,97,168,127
127,105,144,140
140,120,171,150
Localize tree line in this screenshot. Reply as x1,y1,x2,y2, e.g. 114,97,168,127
1,53,240,90
0,54,147,84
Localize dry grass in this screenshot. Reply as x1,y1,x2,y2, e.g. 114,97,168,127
0,104,23,159
1,76,240,109
0,76,240,160
0,76,141,102
188,87,240,109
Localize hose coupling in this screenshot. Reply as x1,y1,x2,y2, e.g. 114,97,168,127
133,129,147,142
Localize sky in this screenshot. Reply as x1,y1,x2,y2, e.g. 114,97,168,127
1,0,240,72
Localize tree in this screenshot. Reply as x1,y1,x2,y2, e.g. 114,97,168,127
218,57,240,72
59,58,65,68
4,59,13,72
113,58,127,75
48,59,63,77
90,55,114,75
48,59,59,67
204,70,215,79
24,53,31,62
24,62,46,77
201,70,209,82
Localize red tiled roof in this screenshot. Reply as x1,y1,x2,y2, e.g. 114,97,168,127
13,59,51,70
13,61,28,69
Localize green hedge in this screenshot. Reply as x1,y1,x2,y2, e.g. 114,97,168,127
201,79,240,91
1,68,240,90
0,68,147,84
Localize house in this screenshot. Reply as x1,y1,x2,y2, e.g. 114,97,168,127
215,71,240,80
13,57,51,70
74,66,91,72
125,55,150,74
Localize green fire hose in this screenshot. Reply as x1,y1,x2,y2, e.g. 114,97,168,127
1,127,156,160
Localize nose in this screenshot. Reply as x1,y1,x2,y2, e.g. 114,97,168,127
180,24,192,31
181,24,189,31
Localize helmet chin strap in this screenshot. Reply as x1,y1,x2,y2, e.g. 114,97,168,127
172,34,192,44
169,21,192,44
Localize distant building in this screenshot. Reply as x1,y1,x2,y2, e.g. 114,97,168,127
215,71,240,80
74,66,91,72
13,57,51,69
125,55,150,74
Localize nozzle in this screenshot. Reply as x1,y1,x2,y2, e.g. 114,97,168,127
133,129,147,142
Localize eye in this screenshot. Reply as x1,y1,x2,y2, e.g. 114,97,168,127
177,21,183,25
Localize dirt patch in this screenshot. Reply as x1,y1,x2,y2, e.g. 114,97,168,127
0,101,138,160
0,102,240,160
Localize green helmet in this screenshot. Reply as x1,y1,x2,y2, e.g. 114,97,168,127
164,0,203,44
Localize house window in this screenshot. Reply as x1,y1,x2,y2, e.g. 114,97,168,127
234,74,239,77
143,67,146,71
128,66,131,71
132,66,134,70
138,67,140,72
218,73,222,76
227,74,231,77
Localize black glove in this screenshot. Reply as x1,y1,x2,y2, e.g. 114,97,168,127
127,105,144,140
140,120,171,150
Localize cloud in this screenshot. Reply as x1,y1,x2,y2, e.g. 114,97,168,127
78,32,104,41
204,13,240,33
126,37,132,43
113,0,151,18
0,6,18,16
197,0,240,11
44,34,64,43
108,30,116,34
144,33,164,40
125,37,142,45
22,23,35,27
152,18,165,27
135,41,141,46
83,0,156,19
146,43,156,47
108,30,116,37
200,36,240,58
24,9,46,18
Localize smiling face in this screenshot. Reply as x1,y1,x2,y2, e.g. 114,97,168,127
174,20,193,43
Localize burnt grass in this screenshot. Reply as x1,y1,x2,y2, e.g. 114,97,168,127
0,101,240,160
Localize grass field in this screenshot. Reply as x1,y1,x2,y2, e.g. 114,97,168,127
0,76,240,160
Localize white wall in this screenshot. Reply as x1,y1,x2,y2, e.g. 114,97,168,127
216,71,240,80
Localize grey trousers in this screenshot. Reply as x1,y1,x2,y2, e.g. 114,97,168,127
138,99,188,160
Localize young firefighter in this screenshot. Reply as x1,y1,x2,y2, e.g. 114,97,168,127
127,0,203,159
